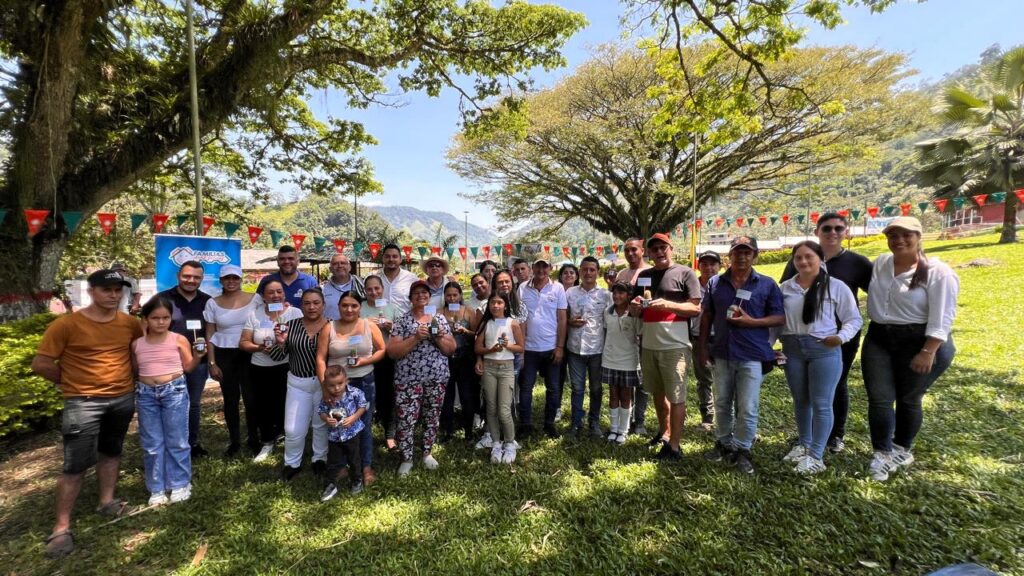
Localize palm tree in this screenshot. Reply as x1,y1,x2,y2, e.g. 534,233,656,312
917,47,1024,243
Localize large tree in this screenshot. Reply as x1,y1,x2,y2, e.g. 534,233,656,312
450,44,923,239
917,47,1024,244
0,1,585,320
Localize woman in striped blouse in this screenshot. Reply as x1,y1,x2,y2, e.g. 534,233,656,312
276,288,329,481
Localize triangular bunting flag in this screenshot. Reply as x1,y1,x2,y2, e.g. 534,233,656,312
431,246,442,256
269,230,285,247
933,199,949,213
971,194,988,207
402,245,414,261
223,222,240,238
175,214,190,228
715,217,725,228
990,192,1006,204
24,209,50,236
758,216,767,226
837,209,850,218
769,215,779,226
899,203,912,216
1015,189,1024,203
745,217,754,227
369,243,381,259
735,217,745,227
867,206,880,218
695,219,703,229
883,206,899,216
470,247,478,258
609,244,619,254
0,209,7,226
571,246,578,258
446,246,456,259
562,246,570,258
333,239,346,253
353,242,366,259
810,212,820,224
514,243,522,255
248,226,264,245
201,215,215,236
503,243,513,256
481,246,491,259
97,213,116,236
417,246,428,258
458,246,467,260
313,236,327,251
850,209,862,220
781,214,790,225
797,215,806,224
62,211,84,234
952,197,967,210
291,234,306,251
918,202,930,214
153,214,169,233
130,214,147,232
595,246,604,257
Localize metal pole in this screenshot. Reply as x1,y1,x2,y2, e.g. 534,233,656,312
691,133,699,264
185,0,203,232
464,211,469,275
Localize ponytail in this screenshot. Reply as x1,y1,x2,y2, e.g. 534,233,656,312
909,249,929,290
801,268,829,325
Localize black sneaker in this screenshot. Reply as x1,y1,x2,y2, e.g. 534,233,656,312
350,481,364,495
320,483,338,502
827,437,846,454
734,450,755,474
544,425,560,439
517,424,535,439
223,443,241,458
648,434,669,447
703,440,733,462
654,444,682,462
191,445,209,459
280,465,302,482
565,426,580,439
311,460,327,479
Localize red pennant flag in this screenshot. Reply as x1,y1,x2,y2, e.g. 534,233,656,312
562,246,570,257
579,245,587,256
543,245,551,255
972,194,988,207
933,199,949,213
24,209,50,236
595,246,604,257
781,214,790,225
291,234,306,251
735,217,744,227
402,245,413,261
153,213,169,233
867,206,880,218
810,212,820,224
609,244,619,254
900,203,912,216
430,246,441,256
482,245,491,259
758,215,767,226
694,219,703,229
458,246,467,260
247,226,264,245
1015,189,1024,203
369,243,381,259
201,215,215,236
503,243,513,256
97,212,116,236
332,239,346,253
838,209,850,218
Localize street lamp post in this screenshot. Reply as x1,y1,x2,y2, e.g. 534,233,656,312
185,0,203,231
464,211,469,275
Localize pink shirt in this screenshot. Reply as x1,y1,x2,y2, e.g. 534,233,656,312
132,333,184,377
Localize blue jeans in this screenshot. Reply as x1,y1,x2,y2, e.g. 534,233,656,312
711,359,764,450
136,377,192,494
185,362,209,448
781,335,842,460
861,324,955,451
348,373,376,468
520,350,562,429
568,352,603,428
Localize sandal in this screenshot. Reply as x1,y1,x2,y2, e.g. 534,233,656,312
96,499,134,519
44,529,75,558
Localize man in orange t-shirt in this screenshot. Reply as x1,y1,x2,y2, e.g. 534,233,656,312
32,269,143,558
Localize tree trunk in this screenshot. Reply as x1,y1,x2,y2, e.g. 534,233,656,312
0,231,68,322
1000,161,1017,244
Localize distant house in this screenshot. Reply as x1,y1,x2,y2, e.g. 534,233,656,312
943,202,1022,234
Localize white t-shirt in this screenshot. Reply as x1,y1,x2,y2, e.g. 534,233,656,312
244,305,302,366
203,297,258,348
520,280,567,352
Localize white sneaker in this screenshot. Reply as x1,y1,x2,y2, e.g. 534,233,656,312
869,451,896,481
794,455,827,475
423,454,439,470
473,414,484,430
615,433,626,445
607,430,617,442
475,432,493,450
148,492,169,506
253,443,273,463
169,484,191,503
490,444,503,464
501,441,519,464
891,444,915,468
397,461,413,477
783,444,808,463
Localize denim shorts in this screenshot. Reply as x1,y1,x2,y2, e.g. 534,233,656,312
61,393,136,474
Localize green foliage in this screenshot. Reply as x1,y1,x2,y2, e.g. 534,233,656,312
0,313,60,439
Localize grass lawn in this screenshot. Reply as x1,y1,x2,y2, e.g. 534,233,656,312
1,233,1022,575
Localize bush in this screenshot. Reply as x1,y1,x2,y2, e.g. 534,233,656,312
0,313,62,439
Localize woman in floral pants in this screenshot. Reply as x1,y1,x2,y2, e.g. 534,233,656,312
387,281,456,477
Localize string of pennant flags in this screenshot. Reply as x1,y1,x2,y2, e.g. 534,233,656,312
4,189,1021,260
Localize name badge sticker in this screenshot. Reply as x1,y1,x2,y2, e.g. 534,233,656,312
495,318,509,327
735,289,753,301
375,299,388,308
185,320,202,330
348,335,364,346
447,303,461,311
260,320,274,329
267,303,284,312
637,277,652,287
424,305,437,316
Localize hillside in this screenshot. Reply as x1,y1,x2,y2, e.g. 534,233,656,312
368,205,496,245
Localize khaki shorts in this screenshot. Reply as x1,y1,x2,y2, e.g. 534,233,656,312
640,347,692,405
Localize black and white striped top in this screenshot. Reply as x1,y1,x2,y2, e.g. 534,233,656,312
283,317,321,378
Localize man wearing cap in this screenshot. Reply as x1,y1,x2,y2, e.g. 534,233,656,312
698,236,784,474
518,256,568,438
615,237,652,435
691,251,722,430
256,245,319,308
32,269,144,557
110,262,141,315
322,253,366,321
373,244,418,315
628,233,702,461
421,255,449,309
156,260,213,458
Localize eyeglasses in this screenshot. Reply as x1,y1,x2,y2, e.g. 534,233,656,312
820,225,846,234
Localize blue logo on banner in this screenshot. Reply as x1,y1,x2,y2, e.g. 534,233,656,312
155,234,242,295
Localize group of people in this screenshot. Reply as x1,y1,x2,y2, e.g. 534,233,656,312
32,213,958,558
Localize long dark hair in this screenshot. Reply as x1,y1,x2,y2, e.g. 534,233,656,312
490,270,523,319
558,263,580,287
910,247,930,290
141,295,174,318
791,241,830,324
476,292,512,336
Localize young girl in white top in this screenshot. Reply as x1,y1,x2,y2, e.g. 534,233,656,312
133,296,205,505
602,282,641,444
474,293,524,464
777,241,862,474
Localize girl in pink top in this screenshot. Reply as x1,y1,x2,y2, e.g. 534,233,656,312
132,296,205,506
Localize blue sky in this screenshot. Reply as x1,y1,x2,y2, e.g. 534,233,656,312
308,0,1022,228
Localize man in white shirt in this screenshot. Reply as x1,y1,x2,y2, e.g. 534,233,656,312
518,257,568,438
566,257,610,438
372,244,418,315
322,253,365,320
614,237,652,435
110,263,141,315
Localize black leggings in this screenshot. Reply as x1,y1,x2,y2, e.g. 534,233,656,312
830,330,862,442
441,353,481,437
215,347,252,448
374,357,396,440
246,362,288,446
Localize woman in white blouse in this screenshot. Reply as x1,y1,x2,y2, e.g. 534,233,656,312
863,217,958,481
203,265,257,457
778,242,863,474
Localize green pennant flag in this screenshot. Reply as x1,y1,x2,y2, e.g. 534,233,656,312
353,242,366,258
175,214,190,228
445,246,456,258
851,209,862,220
745,217,754,227
797,214,806,224
417,246,428,258
990,192,1007,204
62,211,85,233
918,201,929,214
952,197,967,210
883,205,898,216
514,243,522,255
470,247,478,258
130,213,147,232
571,246,578,258
269,230,285,246
313,236,327,251
0,209,6,226
770,215,779,226
222,222,240,238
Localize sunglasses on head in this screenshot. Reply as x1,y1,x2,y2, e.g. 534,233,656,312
820,225,846,234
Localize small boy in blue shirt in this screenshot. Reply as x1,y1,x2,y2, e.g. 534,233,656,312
317,366,368,501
